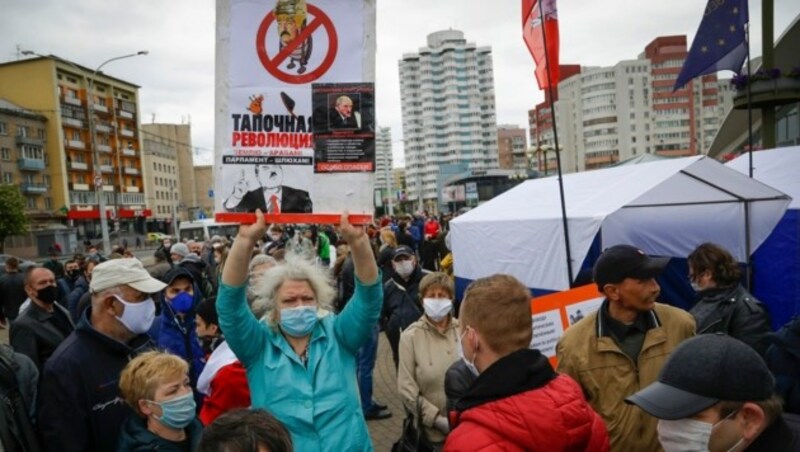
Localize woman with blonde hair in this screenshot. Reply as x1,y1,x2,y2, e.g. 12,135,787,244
397,272,459,449
117,351,203,451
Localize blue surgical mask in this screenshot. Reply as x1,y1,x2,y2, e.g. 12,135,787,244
280,306,317,337
458,329,480,377
169,291,194,314
149,391,196,429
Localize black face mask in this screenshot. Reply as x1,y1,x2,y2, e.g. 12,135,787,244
67,270,80,280
37,285,59,304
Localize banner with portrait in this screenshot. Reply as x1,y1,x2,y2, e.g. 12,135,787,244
215,0,376,224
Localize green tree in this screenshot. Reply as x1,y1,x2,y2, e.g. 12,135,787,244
0,185,28,253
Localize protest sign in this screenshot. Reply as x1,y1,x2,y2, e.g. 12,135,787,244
530,284,603,367
215,0,376,224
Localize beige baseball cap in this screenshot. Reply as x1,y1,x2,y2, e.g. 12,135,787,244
90,259,167,294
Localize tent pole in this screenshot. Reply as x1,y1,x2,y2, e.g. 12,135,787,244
744,200,753,290
538,0,574,284
746,22,754,178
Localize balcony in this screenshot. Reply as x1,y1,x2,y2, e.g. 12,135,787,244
120,129,135,138
65,140,85,149
20,183,47,194
122,148,136,157
17,136,44,146
102,185,115,192
118,110,134,119
95,123,113,133
96,144,112,153
69,190,97,205
69,161,89,171
71,183,90,191
100,165,114,173
124,167,140,175
62,117,83,128
64,96,81,106
18,158,46,172
93,103,108,113
117,192,145,205
126,186,140,193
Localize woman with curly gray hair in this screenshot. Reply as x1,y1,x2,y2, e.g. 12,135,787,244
217,210,382,451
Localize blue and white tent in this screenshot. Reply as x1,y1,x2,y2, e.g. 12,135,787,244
451,156,791,307
727,147,800,329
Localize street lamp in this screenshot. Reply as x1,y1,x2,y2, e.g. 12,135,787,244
22,50,148,253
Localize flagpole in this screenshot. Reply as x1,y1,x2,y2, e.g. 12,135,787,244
537,0,574,284
746,22,753,178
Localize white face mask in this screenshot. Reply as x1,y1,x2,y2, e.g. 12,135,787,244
270,234,281,242
457,329,480,377
114,295,156,334
393,260,414,278
657,410,742,452
423,298,453,322
690,281,703,292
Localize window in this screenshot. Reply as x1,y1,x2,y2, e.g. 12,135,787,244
0,148,9,161
2,172,11,184
37,128,46,140
26,197,36,209
45,198,52,209
0,122,6,135
44,175,51,186
17,126,28,138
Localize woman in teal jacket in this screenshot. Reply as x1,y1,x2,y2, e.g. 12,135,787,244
218,210,382,451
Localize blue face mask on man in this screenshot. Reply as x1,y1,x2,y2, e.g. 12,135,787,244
168,291,194,314
279,305,317,337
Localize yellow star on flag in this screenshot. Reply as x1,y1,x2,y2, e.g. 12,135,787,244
701,45,708,53
730,25,737,32
718,38,726,46
732,7,738,14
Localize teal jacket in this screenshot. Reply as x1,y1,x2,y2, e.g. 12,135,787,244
217,275,383,452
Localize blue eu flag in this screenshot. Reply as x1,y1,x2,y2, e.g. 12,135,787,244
674,0,749,91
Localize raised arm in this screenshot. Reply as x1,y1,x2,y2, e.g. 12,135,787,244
334,213,382,353
217,210,268,366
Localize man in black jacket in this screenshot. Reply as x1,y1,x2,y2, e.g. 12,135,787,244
223,164,312,213
37,258,166,452
382,246,427,368
10,267,74,372
0,257,27,323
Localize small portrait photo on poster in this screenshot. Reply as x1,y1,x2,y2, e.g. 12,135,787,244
328,93,362,130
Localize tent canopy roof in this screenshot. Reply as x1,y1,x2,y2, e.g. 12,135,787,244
727,146,800,209
451,156,790,291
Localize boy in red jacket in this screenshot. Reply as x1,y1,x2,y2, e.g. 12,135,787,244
445,274,609,452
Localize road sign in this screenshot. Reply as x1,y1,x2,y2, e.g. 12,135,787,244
208,189,214,198
255,4,338,84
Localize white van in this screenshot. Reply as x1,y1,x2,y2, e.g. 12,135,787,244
179,219,239,242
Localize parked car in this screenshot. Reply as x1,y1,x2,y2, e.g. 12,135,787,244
0,254,36,276
147,232,170,241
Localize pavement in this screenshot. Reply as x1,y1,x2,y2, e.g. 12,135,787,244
1,258,404,450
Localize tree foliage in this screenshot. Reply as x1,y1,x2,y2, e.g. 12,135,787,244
0,185,28,253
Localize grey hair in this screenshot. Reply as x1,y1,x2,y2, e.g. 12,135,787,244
90,285,125,307
251,253,336,326
249,254,278,273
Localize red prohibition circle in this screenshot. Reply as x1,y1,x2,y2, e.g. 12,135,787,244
255,4,339,84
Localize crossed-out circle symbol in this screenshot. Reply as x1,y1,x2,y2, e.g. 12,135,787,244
255,4,338,84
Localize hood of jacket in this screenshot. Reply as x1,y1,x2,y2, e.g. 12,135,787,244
117,415,203,451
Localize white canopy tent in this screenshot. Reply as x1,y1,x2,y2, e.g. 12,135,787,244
451,156,791,292
727,146,800,209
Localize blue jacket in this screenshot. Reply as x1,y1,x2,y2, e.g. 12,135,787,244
37,307,155,452
217,275,383,452
155,287,206,387
66,276,90,322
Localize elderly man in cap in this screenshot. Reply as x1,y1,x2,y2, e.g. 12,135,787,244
37,259,166,452
627,334,800,451
556,244,695,452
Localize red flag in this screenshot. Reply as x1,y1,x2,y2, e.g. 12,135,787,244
522,0,560,90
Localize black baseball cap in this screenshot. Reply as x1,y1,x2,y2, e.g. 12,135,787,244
625,334,775,420
392,246,415,260
593,245,669,289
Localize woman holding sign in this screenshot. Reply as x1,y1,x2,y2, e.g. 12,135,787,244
217,209,382,451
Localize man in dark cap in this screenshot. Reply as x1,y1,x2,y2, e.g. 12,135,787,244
627,334,800,451
556,244,696,452
381,246,427,370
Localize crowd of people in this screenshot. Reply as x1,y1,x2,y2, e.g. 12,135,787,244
0,208,797,451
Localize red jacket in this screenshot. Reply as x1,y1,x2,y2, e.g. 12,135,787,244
199,361,251,425
424,220,440,239
445,350,609,452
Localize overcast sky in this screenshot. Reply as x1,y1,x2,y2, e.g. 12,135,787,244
2,0,797,167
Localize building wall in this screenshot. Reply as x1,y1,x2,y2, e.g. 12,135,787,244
375,127,393,194
0,56,149,237
0,105,51,221
142,136,180,221
496,124,527,170
399,30,497,208
193,165,214,216
141,124,196,220
529,36,733,174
